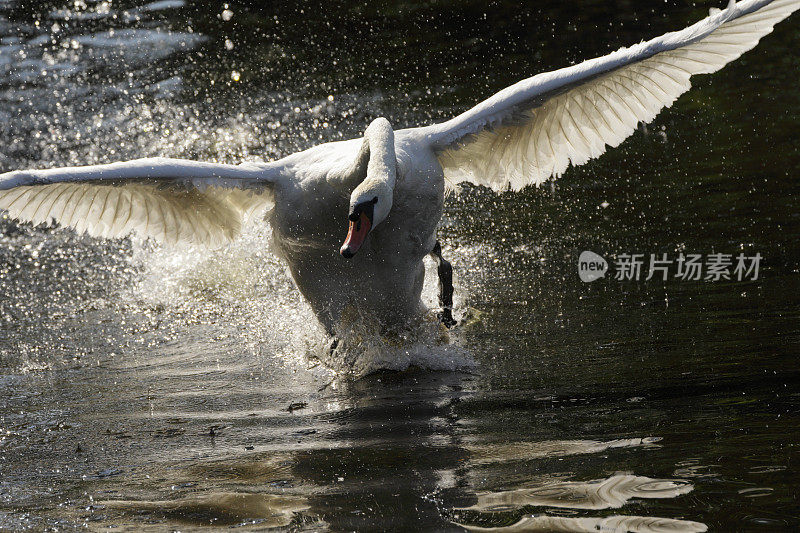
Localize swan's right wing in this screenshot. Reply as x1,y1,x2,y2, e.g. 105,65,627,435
414,0,799,192
0,157,279,247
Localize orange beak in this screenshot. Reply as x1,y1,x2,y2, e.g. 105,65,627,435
340,212,372,258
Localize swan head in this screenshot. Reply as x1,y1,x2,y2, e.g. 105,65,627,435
340,182,392,258
339,117,396,258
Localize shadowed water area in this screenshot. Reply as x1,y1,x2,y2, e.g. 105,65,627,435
1,0,799,530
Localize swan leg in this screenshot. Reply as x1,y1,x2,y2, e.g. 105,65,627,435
328,336,339,355
431,241,456,328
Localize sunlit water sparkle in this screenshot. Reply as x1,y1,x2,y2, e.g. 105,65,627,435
1,0,799,531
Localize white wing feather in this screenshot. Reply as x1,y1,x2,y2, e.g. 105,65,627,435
0,157,277,246
420,0,799,191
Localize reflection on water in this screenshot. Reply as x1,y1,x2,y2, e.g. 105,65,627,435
102,493,311,529
55,429,705,531
456,474,693,512
451,447,706,532
464,437,662,465
457,514,707,533
1,0,800,530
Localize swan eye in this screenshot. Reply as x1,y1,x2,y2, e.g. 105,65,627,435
349,199,376,222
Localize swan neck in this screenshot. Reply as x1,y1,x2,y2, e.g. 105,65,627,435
363,118,396,191
341,118,396,192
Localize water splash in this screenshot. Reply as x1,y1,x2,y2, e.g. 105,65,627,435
0,0,475,378
123,221,475,378
318,307,475,378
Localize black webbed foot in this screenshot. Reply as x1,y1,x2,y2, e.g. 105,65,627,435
328,336,339,355
431,241,456,328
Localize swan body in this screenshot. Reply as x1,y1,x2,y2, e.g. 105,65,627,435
1,0,798,334
268,127,444,331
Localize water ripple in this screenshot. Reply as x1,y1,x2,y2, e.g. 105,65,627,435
457,474,694,513
456,514,707,533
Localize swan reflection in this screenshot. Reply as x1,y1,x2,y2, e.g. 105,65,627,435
452,474,706,533
457,514,707,532
457,474,693,512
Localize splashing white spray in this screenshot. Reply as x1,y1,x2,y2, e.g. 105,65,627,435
124,222,476,378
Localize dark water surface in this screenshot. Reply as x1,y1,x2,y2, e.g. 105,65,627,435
1,1,799,531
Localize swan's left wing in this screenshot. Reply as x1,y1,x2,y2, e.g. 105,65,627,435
0,157,278,247
415,0,799,191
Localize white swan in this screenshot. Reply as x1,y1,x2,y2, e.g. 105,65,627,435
1,0,797,335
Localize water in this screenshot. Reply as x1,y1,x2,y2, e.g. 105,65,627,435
1,0,799,530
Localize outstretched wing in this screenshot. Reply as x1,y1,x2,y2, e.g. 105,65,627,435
415,0,799,191
0,157,278,247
